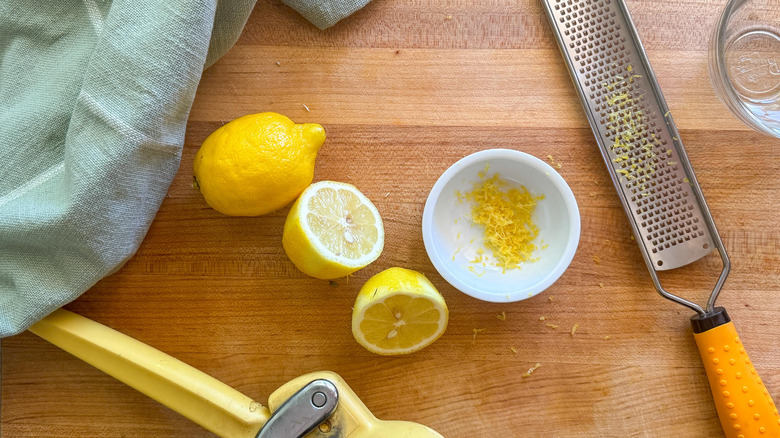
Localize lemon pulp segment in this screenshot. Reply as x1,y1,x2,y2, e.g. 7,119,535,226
283,181,384,279
360,294,443,350
352,267,448,355
305,187,379,260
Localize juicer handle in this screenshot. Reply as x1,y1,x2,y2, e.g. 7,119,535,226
29,309,270,438
692,308,780,438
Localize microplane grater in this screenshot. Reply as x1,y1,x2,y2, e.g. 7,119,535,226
541,0,731,315
540,4,780,435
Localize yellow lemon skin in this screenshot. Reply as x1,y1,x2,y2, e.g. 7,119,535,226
352,267,448,355
193,112,325,216
356,268,438,304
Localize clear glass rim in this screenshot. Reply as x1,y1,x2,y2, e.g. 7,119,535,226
708,0,780,137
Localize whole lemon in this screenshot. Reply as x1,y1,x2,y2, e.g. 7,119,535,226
193,112,326,216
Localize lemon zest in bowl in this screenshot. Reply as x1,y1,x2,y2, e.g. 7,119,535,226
463,172,543,272
467,265,486,277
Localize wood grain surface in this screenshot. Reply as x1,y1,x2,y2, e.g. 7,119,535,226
3,0,779,436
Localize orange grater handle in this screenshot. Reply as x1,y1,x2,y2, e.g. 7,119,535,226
692,308,780,437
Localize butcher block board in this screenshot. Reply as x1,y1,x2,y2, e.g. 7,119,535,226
3,0,779,436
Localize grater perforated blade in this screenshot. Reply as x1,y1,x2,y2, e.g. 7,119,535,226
540,0,731,314
542,0,716,269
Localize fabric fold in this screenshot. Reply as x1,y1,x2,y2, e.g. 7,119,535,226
0,0,250,337
0,0,371,338
282,0,373,29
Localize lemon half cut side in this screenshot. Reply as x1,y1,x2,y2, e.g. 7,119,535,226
283,181,384,280
352,268,448,355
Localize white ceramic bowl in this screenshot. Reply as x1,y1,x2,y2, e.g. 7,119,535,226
422,149,580,302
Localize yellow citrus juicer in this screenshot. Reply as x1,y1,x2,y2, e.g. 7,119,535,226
540,0,779,436
29,308,445,438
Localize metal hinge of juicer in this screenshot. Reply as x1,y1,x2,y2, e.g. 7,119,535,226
255,379,339,438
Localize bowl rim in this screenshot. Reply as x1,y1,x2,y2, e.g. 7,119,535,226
421,148,581,302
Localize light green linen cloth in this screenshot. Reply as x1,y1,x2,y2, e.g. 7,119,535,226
0,0,369,338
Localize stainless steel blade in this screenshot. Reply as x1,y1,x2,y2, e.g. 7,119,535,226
541,0,730,313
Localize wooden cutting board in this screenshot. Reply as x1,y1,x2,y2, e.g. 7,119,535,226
3,0,779,436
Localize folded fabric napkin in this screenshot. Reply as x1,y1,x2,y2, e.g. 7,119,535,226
0,0,369,337
286,0,373,29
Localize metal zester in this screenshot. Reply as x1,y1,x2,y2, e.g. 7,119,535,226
541,0,780,436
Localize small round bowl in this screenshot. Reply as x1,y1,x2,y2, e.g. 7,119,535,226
422,149,580,302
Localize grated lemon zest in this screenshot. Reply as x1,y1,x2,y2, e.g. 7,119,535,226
467,265,486,277
472,328,485,344
522,363,542,378
462,172,544,271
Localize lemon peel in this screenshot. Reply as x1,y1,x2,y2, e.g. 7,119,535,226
193,112,325,216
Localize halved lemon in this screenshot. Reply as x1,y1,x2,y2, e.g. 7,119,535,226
352,267,448,355
282,181,384,279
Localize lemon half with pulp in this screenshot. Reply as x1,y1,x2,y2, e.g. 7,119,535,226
352,267,448,355
283,181,384,279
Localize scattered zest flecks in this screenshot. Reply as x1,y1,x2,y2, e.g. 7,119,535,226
523,363,542,378
602,65,681,197
472,328,486,344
